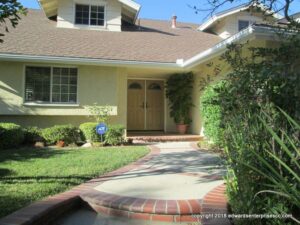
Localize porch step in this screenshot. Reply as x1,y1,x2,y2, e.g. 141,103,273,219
127,134,202,143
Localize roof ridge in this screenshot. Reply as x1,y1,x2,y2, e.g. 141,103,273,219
138,18,199,26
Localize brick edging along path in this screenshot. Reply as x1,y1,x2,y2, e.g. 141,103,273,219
0,143,230,225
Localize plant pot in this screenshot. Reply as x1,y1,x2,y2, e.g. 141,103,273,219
56,140,65,148
176,124,188,134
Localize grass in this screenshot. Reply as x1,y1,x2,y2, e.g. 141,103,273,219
0,146,149,218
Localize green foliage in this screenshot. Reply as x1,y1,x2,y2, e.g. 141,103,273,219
105,125,125,146
0,0,27,43
41,125,80,145
23,127,43,144
203,32,300,224
0,123,24,149
225,111,299,225
200,81,226,146
79,122,101,143
165,72,194,124
85,104,114,123
250,111,300,223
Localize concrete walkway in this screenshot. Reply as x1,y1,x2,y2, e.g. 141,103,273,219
75,142,230,225
94,142,225,200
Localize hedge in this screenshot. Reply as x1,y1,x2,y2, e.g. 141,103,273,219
79,122,101,143
0,123,24,149
23,127,43,144
42,125,80,145
200,81,225,147
105,125,125,146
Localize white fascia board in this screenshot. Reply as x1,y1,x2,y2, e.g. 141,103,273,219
199,5,250,31
118,0,141,12
0,54,180,70
181,26,256,69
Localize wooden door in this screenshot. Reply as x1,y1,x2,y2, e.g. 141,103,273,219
146,81,164,130
127,80,145,130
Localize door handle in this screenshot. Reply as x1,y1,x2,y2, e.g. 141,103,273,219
146,102,149,108
140,102,145,108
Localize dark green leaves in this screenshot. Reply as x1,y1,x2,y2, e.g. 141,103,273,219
0,0,27,43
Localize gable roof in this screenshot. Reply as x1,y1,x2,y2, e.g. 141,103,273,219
38,0,141,23
278,12,300,24
0,10,221,64
198,3,283,31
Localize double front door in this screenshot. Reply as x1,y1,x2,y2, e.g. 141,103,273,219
127,79,164,131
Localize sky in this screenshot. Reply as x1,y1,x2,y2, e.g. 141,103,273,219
19,0,300,24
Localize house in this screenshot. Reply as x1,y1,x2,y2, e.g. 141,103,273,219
0,0,286,135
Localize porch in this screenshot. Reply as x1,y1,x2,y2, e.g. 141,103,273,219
127,132,202,143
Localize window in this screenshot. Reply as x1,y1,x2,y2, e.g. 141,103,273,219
52,68,78,103
75,4,89,25
128,82,142,90
25,67,51,102
75,4,105,26
25,66,78,104
148,83,162,90
90,6,105,26
238,20,250,31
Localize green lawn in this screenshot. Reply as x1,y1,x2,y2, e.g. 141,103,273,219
0,146,149,218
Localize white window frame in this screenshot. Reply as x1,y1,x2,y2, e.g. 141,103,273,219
23,65,79,106
74,2,107,28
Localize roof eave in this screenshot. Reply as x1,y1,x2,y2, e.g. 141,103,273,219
182,25,285,69
0,54,181,70
198,3,283,31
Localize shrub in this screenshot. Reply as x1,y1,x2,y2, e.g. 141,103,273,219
105,125,125,146
200,81,225,147
79,122,101,143
23,127,43,144
0,123,24,149
209,38,300,224
42,125,80,145
166,73,194,124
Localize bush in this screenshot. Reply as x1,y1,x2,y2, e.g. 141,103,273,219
79,122,101,143
23,127,43,144
0,123,24,149
208,38,300,224
166,73,194,124
200,81,225,147
105,125,125,146
42,125,80,145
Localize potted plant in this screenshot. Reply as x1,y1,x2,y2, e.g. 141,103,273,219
166,72,194,134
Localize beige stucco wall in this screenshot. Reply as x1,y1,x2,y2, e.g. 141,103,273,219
190,39,270,135
57,0,122,32
0,62,180,132
210,11,274,39
0,61,127,127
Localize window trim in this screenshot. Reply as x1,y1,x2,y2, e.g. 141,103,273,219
238,20,251,32
23,65,79,106
74,2,107,28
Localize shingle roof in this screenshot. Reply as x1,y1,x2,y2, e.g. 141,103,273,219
0,9,222,63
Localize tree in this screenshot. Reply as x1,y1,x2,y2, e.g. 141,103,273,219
0,0,27,43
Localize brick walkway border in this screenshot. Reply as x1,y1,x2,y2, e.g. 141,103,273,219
0,143,230,225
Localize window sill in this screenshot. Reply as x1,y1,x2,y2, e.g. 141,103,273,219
23,103,80,107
